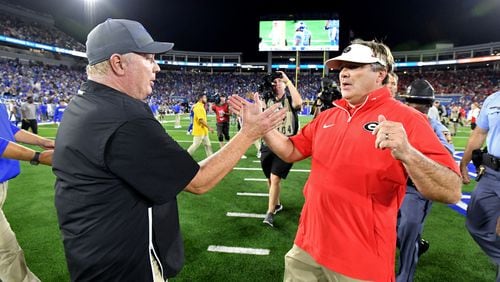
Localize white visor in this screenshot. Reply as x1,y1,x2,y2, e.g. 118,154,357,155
325,44,387,70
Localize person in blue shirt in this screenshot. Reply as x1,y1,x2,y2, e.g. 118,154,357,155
172,101,182,129
39,102,48,121
53,100,67,124
0,100,54,282
149,102,159,118
186,103,194,135
460,91,500,281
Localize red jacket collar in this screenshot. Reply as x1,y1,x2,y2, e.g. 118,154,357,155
334,87,393,112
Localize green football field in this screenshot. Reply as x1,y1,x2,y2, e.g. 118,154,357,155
4,115,497,281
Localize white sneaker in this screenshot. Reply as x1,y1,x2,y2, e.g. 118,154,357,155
241,155,247,159
256,151,261,158
273,204,283,214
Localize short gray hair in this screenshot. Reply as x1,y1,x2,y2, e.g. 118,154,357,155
86,60,111,77
86,53,135,77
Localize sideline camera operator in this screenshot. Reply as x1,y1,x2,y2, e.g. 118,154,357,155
257,71,303,227
312,77,341,119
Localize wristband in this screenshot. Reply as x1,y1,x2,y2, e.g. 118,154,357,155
30,152,40,166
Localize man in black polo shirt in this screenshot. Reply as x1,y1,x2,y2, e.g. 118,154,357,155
52,18,286,282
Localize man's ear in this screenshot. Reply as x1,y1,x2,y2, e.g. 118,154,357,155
377,70,387,84
109,54,126,76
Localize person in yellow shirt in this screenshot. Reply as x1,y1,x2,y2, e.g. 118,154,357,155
187,94,213,157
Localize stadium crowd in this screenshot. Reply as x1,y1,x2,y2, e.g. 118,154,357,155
0,56,497,125
0,12,85,52
1,64,495,116
0,3,497,119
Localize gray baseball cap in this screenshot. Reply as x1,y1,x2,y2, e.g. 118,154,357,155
86,18,174,65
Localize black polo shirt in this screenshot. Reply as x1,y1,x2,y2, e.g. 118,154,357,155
53,80,199,281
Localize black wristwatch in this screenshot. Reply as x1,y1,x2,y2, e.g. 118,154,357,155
30,152,40,166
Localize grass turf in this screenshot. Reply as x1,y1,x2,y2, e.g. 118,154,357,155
3,115,496,281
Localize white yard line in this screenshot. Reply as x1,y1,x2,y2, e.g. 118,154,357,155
244,178,268,182
289,168,311,172
207,245,270,255
236,192,269,197
226,212,266,218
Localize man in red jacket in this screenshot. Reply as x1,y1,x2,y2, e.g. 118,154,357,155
229,39,462,281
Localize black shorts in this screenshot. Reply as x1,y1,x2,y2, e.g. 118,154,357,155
260,146,293,179
21,119,38,134
216,122,230,141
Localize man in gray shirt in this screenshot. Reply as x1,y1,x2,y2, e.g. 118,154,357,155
20,96,38,134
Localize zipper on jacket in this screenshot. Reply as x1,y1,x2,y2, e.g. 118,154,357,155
333,96,370,123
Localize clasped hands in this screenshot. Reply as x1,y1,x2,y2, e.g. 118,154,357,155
228,93,286,140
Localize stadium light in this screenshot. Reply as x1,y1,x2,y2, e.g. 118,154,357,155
84,0,98,26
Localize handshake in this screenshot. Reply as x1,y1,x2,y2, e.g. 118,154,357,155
228,93,286,140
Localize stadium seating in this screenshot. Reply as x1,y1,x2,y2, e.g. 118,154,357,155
0,9,497,121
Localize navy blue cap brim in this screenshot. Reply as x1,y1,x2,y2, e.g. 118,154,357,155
133,41,174,54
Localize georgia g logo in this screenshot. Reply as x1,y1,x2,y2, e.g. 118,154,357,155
342,46,351,53
363,122,378,132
